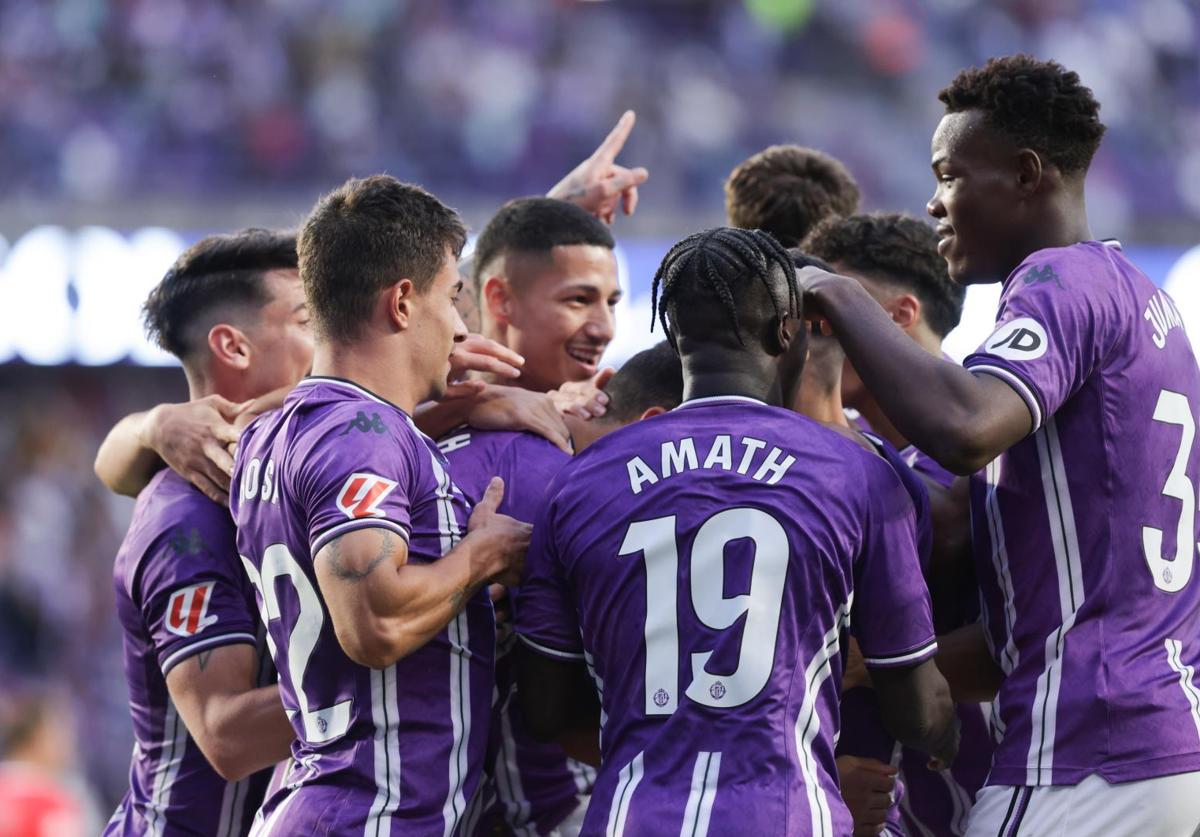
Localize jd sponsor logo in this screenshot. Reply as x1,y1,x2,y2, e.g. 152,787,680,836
986,317,1048,361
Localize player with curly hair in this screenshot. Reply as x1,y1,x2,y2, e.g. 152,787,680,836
800,55,1200,835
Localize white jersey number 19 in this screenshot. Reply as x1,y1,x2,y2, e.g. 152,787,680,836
618,508,788,716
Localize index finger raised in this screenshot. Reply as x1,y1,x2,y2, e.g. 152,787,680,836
591,110,636,165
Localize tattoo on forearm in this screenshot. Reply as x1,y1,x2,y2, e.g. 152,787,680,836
449,586,468,614
197,650,213,671
328,530,395,581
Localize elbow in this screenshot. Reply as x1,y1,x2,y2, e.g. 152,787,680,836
207,750,254,783
336,618,418,670
194,729,256,782
923,431,996,477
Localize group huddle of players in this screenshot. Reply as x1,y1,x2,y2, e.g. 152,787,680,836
93,54,1200,837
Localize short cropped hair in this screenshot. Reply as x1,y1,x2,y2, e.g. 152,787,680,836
299,175,467,343
804,213,965,338
939,55,1106,174
143,228,297,362
604,341,683,422
471,197,615,287
724,145,861,247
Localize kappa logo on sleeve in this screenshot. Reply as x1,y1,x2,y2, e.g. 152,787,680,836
985,317,1049,361
336,472,399,519
165,582,219,637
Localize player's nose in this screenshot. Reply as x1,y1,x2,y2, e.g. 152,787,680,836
927,190,946,219
587,304,615,343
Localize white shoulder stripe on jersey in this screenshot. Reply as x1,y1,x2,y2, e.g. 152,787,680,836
862,640,938,667
429,451,473,837
311,518,410,558
1026,418,1085,785
1165,639,1200,742
365,664,401,837
516,632,586,661
967,365,1044,433
160,632,259,677
679,751,721,837
606,751,644,837
147,699,188,837
794,597,852,837
984,457,1020,678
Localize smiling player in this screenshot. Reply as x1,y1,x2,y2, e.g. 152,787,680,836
800,56,1200,835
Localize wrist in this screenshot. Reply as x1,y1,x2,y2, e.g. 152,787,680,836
140,405,168,454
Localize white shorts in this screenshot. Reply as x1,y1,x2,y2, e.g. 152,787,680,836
965,772,1200,837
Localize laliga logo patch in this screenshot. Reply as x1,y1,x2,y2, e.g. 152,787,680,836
336,472,398,520
165,582,219,637
985,317,1048,361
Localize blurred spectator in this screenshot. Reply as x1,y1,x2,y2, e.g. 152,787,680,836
0,683,102,836
0,0,1194,242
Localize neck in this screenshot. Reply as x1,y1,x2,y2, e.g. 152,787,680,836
792,378,847,427
311,338,426,414
1013,186,1093,271
186,367,249,405
680,347,782,406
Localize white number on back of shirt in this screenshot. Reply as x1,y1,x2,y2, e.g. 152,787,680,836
1144,389,1200,592
618,508,788,715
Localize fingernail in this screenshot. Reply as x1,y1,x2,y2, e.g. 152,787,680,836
597,393,609,404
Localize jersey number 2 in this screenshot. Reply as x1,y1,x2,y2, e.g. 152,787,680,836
243,544,352,743
1144,389,1200,593
618,508,788,716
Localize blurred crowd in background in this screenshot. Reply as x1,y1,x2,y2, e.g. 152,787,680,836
0,0,1198,241
0,0,1198,827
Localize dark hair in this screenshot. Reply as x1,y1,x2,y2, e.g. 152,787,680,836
724,145,861,247
651,227,799,351
939,55,1106,175
804,213,965,338
471,197,614,286
142,228,297,361
299,175,467,343
604,341,684,422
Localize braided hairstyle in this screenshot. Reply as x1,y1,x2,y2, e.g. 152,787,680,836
650,227,799,351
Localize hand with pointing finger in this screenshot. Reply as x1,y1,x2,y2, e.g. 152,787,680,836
548,110,649,224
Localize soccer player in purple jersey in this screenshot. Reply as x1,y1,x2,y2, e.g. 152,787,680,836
516,227,958,837
230,176,529,837
104,230,310,837
800,55,1200,834
804,216,990,837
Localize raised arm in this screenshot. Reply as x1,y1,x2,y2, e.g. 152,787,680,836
166,644,294,781
314,477,529,669
94,396,242,502
800,268,1030,474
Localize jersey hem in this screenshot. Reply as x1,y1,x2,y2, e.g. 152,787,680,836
311,518,410,556
516,633,586,661
986,752,1200,787
160,631,258,676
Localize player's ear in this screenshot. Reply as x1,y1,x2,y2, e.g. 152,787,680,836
386,279,415,332
1015,148,1043,196
208,323,251,371
889,294,921,331
638,406,668,421
770,312,796,356
482,275,515,326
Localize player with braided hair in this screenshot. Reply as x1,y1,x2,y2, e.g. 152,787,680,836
515,227,956,836
800,55,1200,834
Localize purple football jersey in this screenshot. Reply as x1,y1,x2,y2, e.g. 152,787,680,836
230,378,494,835
437,427,593,834
106,468,272,837
517,396,937,837
963,241,1200,786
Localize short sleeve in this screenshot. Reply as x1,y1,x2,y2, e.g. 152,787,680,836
515,488,585,661
864,433,933,572
851,454,938,669
139,521,259,677
300,407,418,556
963,256,1112,432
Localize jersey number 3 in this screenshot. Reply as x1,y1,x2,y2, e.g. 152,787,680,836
618,508,788,716
1144,389,1200,593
